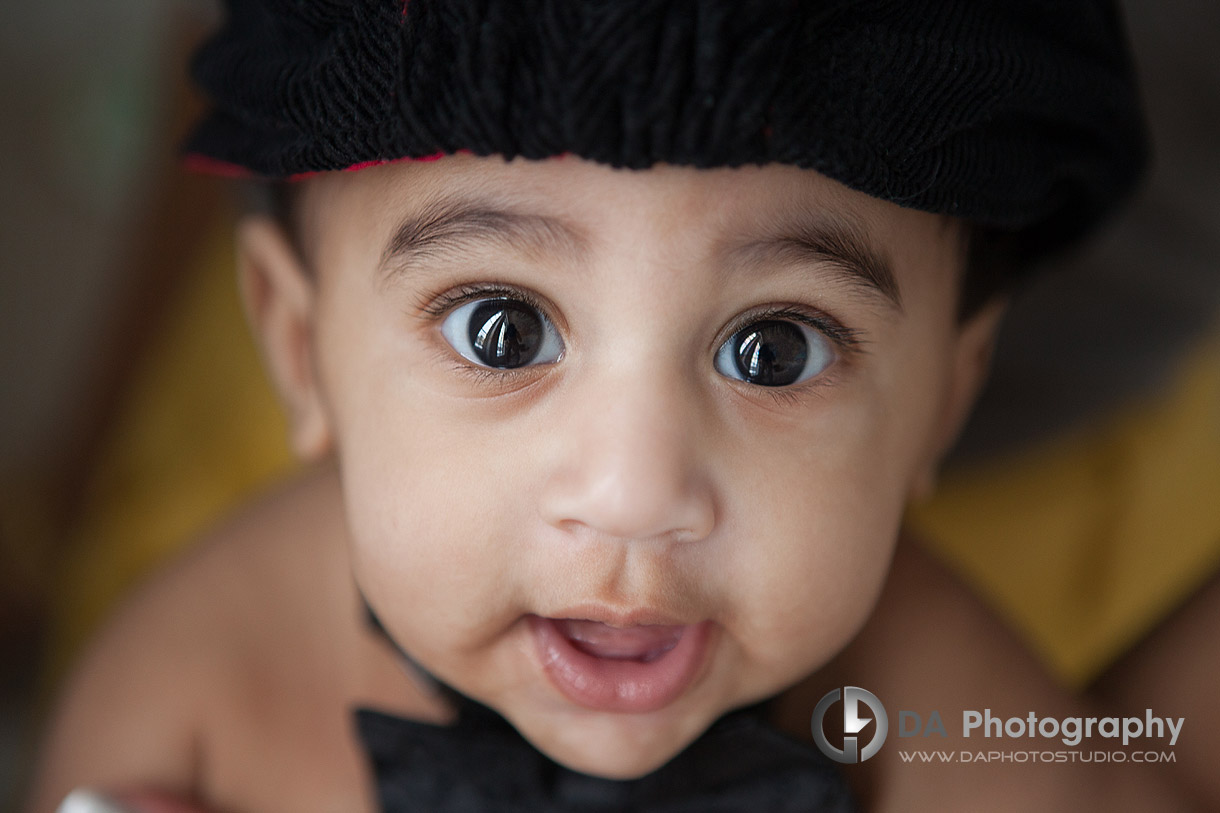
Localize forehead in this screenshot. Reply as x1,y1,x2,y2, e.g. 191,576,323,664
298,155,963,307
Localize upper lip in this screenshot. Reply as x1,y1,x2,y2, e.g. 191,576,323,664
540,604,698,628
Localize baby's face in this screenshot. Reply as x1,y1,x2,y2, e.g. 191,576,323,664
284,155,978,777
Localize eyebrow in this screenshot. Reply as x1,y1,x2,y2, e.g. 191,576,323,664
730,216,903,312
378,195,902,311
378,197,587,284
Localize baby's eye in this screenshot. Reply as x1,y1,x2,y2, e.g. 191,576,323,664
714,319,833,387
440,297,564,369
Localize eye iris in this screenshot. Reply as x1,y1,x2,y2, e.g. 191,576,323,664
733,320,808,386
468,299,544,368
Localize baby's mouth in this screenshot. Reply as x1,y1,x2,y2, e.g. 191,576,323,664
528,614,712,713
554,618,684,663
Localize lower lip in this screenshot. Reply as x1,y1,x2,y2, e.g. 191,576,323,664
528,615,712,713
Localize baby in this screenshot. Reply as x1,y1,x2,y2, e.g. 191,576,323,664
25,1,1183,811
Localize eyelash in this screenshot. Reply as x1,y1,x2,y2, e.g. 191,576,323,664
718,305,865,355
416,282,558,386
718,305,866,406
415,283,868,398
417,282,550,319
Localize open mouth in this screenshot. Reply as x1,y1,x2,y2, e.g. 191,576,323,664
557,618,684,662
528,615,712,713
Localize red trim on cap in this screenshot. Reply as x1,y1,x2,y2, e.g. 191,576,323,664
284,152,448,181
184,151,450,182
183,153,255,178
341,152,446,173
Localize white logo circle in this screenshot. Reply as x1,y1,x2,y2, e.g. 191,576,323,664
811,686,888,763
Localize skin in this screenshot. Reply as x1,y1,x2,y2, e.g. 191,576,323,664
1091,571,1220,807
25,155,1193,811
274,155,987,777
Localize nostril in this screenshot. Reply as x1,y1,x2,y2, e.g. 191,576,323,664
540,458,717,542
544,502,715,546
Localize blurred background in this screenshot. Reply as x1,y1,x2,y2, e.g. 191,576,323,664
0,1,1217,811
1,2,225,808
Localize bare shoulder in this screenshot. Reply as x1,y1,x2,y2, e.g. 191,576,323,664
776,537,1190,812
26,462,373,812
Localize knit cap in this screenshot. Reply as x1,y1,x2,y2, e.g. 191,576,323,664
186,0,1150,261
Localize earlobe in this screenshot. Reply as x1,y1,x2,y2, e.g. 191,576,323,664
909,297,1008,502
236,216,334,461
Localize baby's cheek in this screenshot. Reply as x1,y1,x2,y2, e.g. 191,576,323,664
717,461,902,683
753,539,893,679
338,404,531,635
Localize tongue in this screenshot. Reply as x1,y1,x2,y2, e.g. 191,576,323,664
557,619,684,661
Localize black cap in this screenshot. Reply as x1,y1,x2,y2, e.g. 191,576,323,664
186,0,1150,261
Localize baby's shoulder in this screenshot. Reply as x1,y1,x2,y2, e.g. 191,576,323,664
104,461,352,704
29,463,378,811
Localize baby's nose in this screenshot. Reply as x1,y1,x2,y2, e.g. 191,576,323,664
538,373,716,544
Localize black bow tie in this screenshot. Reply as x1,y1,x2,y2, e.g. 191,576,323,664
356,601,855,813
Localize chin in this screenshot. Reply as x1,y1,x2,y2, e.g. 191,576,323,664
539,730,697,780
511,695,728,780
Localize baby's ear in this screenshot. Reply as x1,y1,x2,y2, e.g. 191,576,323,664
235,215,333,461
910,297,1008,502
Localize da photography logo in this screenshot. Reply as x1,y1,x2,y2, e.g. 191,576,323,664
812,687,889,763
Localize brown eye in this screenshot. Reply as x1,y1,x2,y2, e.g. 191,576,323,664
441,297,563,369
714,319,832,387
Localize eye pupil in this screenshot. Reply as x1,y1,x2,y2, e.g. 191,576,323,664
733,320,808,386
469,299,544,368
